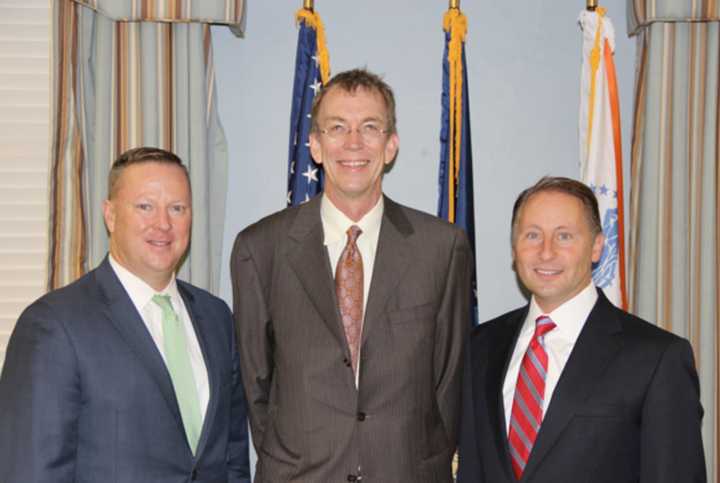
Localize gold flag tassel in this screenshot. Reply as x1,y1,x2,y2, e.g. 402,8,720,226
443,8,468,224
296,8,331,84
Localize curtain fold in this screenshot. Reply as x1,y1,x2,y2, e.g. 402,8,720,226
73,0,245,34
628,7,719,479
628,0,720,35
50,0,238,293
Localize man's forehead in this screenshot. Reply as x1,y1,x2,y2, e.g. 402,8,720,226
114,162,190,192
321,85,385,107
518,192,585,220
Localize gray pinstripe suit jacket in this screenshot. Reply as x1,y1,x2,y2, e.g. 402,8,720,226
231,195,472,482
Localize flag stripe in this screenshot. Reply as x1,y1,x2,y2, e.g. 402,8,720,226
603,37,628,310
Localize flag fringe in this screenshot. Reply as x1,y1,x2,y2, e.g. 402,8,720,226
296,8,330,84
443,8,467,224
586,7,607,155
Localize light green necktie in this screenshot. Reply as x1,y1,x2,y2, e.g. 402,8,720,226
152,294,202,454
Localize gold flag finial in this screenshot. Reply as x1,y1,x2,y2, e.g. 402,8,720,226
449,0,460,9
304,0,314,11
586,0,598,10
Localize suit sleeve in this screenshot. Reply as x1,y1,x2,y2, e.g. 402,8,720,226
456,340,484,482
640,337,706,483
224,302,252,483
230,231,273,452
0,301,80,483
434,229,472,447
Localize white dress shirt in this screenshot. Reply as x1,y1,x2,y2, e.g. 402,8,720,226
502,282,598,432
321,195,383,385
109,255,209,420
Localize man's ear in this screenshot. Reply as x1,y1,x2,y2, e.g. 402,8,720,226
103,199,116,233
591,232,604,263
309,132,323,165
384,133,399,165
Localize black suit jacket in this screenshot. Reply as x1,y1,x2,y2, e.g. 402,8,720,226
458,290,705,483
0,258,250,483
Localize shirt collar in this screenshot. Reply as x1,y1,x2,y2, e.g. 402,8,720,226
108,254,180,311
526,282,598,342
320,195,384,246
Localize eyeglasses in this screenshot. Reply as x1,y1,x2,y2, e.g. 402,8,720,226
319,123,390,143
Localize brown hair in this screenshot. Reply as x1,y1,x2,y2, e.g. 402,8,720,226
108,147,188,199
310,68,397,134
511,176,602,241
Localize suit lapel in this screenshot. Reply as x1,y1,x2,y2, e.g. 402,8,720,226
362,198,413,345
94,259,184,432
285,197,348,349
484,307,527,481
521,292,623,481
178,284,216,458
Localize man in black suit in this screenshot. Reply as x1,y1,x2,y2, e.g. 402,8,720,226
458,176,705,482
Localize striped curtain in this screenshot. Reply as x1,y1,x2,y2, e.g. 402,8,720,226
50,0,244,293
628,1,719,479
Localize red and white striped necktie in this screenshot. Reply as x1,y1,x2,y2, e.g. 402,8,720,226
507,315,556,479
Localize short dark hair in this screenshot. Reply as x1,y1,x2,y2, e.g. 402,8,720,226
511,176,602,241
310,68,397,134
108,147,188,199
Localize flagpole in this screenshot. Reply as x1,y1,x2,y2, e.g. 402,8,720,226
586,0,597,10
449,0,459,8
303,0,314,11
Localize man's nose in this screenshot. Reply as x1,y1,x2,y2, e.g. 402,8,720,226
539,238,555,260
343,128,364,148
155,208,171,230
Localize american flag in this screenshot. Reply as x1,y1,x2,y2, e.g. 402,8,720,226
287,10,329,206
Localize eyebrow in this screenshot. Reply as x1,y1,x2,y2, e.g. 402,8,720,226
520,224,574,231
322,115,385,124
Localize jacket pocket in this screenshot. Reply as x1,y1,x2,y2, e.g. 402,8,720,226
387,302,436,324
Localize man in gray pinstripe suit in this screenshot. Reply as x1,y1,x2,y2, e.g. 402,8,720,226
231,69,472,482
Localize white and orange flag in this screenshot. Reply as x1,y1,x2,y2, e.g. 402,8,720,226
578,7,627,310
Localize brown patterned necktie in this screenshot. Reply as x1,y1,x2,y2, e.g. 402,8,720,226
335,225,363,374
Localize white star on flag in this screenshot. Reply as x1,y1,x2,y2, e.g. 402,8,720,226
302,165,319,184
310,79,322,95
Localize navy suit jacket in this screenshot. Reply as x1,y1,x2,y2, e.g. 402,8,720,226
458,290,706,483
0,258,250,483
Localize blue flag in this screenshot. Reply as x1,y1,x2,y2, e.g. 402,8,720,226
287,14,326,206
438,11,478,326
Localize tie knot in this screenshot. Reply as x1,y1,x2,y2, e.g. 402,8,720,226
534,315,556,339
346,225,362,244
152,293,174,312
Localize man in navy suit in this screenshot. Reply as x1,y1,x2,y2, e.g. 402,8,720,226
458,176,706,482
0,147,250,483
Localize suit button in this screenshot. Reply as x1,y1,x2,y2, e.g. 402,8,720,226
343,357,351,367
347,475,357,482
357,412,366,421
191,469,198,480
